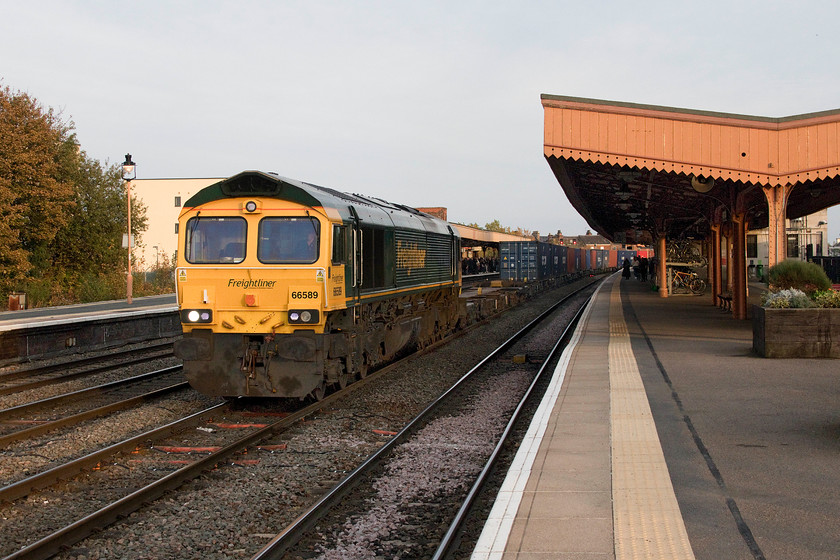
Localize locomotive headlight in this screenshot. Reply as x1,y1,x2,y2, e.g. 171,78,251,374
245,200,258,212
181,309,213,323
288,309,319,324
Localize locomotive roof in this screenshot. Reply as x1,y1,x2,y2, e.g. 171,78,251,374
183,170,456,236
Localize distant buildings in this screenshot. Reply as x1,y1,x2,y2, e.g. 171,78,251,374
747,209,830,267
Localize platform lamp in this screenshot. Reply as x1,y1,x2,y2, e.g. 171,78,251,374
122,154,136,304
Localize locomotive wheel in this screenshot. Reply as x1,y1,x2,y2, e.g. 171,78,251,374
357,354,369,379
311,381,327,401
337,372,351,389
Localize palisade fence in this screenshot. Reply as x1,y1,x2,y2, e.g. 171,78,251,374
809,256,840,284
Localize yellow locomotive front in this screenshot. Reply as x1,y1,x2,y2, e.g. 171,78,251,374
174,174,348,398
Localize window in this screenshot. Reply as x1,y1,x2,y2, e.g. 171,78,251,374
746,235,757,259
174,196,181,207
332,225,347,264
787,234,799,258
175,223,179,234
257,217,320,264
184,217,247,264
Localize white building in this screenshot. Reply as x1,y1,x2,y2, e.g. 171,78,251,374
131,178,221,269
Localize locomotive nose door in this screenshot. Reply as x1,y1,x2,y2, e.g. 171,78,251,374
349,206,362,305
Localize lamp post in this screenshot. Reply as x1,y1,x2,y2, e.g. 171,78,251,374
122,154,136,304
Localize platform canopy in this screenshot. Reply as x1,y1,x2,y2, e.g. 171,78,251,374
451,224,530,245
542,95,840,244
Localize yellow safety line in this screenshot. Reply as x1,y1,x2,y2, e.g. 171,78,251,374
609,281,695,559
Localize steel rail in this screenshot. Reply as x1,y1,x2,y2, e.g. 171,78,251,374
0,341,174,385
0,379,189,449
0,348,174,397
0,365,183,422
250,280,600,560
432,296,591,559
0,403,227,504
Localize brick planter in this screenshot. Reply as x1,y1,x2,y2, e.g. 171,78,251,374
752,305,840,358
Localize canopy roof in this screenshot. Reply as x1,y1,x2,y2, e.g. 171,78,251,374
542,95,840,243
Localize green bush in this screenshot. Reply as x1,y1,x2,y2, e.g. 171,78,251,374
813,289,840,308
21,278,54,308
78,271,124,302
766,259,832,294
761,288,815,308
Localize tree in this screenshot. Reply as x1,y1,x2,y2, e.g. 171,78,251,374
51,155,147,276
0,84,148,304
484,219,510,233
0,86,76,291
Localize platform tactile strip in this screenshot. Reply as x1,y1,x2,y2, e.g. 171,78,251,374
610,281,695,559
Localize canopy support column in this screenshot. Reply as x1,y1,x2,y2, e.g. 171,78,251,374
710,224,722,307
657,236,668,298
762,183,791,267
732,214,748,319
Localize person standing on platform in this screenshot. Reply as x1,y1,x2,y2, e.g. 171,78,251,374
622,258,631,280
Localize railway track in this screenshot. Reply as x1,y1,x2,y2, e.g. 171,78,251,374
254,279,596,559
0,276,601,560
0,366,187,448
0,342,175,397
0,367,378,559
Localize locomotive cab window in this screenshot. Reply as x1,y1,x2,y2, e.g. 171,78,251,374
184,217,247,264
258,217,321,264
332,225,347,265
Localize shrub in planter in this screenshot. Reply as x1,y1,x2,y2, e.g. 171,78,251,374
761,288,814,308
813,289,840,308
766,259,831,294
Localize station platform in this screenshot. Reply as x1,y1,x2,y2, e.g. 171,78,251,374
0,294,177,332
0,295,179,365
473,273,839,559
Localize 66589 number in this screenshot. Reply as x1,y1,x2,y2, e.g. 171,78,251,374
290,290,318,300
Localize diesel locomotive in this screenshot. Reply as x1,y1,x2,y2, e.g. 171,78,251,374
173,171,461,399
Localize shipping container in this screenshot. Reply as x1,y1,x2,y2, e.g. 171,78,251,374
594,250,603,269
608,248,618,268
555,245,567,276
500,241,539,281
538,242,553,279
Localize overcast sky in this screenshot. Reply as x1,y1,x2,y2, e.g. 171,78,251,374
2,1,839,238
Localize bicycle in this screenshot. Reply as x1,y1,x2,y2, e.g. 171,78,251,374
666,240,708,268
671,269,706,295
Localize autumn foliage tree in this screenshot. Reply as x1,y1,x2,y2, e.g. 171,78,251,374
0,84,147,305
0,86,73,287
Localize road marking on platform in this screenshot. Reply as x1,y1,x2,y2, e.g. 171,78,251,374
609,281,695,559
